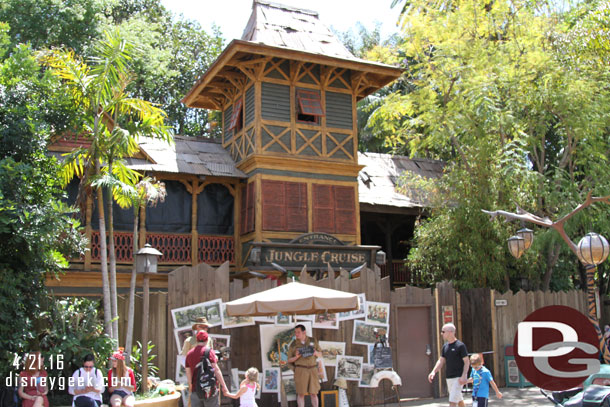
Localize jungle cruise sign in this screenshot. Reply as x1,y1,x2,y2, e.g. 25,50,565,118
250,233,381,270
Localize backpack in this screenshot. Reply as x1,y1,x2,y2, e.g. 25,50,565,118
195,348,216,399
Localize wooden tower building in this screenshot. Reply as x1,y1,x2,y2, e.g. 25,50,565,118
182,1,402,270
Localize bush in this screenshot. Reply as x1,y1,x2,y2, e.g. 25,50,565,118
131,341,159,392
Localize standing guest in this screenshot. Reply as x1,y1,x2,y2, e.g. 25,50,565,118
467,353,502,407
185,330,228,407
181,317,213,356
287,324,322,407
18,351,49,407
223,367,260,407
68,354,105,407
427,323,470,407
108,349,137,407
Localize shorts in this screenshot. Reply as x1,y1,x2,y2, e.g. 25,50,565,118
111,390,131,398
74,396,102,407
190,391,219,407
294,365,320,395
472,396,488,407
446,377,464,403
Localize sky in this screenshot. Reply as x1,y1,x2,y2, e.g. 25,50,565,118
159,0,402,43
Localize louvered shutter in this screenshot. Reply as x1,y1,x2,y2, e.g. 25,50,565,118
334,186,356,234
262,180,286,231
286,182,307,232
246,182,255,233
312,184,335,233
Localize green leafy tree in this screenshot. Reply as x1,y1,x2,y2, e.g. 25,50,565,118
377,0,610,290
0,23,85,376
41,29,172,341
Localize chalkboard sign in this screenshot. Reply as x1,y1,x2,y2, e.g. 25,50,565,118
372,346,393,369
320,390,338,407
298,346,315,358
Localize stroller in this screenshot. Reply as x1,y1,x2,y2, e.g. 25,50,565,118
540,365,610,407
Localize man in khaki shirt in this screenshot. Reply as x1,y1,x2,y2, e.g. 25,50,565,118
287,324,322,407
181,317,213,356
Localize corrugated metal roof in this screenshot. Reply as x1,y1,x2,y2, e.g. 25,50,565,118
241,1,360,62
132,136,247,178
358,152,444,209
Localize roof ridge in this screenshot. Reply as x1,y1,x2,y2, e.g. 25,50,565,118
253,0,318,17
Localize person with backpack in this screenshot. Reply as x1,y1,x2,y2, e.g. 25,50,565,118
68,354,104,407
185,331,228,407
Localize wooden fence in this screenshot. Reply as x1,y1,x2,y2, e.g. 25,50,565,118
112,263,590,404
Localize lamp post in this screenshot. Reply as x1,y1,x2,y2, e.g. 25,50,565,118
136,244,162,393
483,192,610,363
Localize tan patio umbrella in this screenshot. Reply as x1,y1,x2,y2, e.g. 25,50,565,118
225,281,359,316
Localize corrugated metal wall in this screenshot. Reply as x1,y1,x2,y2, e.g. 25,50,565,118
326,91,352,129
261,82,290,122
245,86,255,126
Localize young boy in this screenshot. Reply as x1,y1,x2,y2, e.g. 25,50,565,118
467,354,502,407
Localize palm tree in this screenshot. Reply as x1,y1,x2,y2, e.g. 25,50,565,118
41,30,172,340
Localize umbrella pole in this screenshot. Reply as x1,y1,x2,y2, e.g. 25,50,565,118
278,338,288,407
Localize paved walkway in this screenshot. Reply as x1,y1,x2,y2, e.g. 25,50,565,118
380,387,553,407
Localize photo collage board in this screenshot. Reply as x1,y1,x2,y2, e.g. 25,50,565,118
170,294,391,393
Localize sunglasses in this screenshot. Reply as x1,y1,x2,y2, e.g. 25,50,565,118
83,365,94,369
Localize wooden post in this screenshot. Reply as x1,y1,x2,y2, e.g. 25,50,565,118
278,339,288,407
490,289,499,381
141,272,150,393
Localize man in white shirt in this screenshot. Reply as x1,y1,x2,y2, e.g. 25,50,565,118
68,354,105,407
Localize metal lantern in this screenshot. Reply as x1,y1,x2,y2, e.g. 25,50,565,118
517,228,534,251
507,236,525,259
375,250,387,265
136,243,163,274
577,232,609,266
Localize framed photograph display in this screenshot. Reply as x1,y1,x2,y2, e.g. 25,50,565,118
209,334,230,350
335,355,363,381
171,298,222,329
352,320,389,346
173,326,192,350
262,368,280,393
365,301,390,326
275,312,292,326
313,312,339,329
221,303,255,329
319,341,346,367
338,293,366,321
359,363,375,388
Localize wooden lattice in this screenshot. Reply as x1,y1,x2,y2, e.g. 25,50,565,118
90,231,134,262
146,233,191,263
198,235,234,264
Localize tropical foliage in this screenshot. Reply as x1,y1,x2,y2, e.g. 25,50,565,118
368,0,610,291
0,23,86,376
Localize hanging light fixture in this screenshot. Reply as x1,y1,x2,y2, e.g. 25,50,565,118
517,228,534,251
577,232,609,266
507,236,525,259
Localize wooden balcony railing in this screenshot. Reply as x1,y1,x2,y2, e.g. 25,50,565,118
90,231,234,265
380,260,427,287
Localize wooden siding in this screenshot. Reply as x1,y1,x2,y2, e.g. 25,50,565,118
245,85,255,126
223,105,233,144
326,91,352,129
261,82,290,122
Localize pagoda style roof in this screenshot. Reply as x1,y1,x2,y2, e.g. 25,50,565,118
241,1,356,61
182,1,402,110
358,152,444,212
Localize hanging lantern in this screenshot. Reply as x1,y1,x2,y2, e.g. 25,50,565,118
577,232,609,266
508,236,525,259
517,228,534,251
